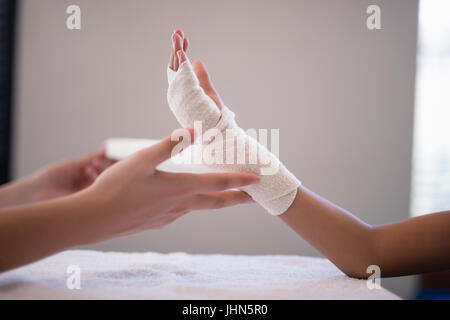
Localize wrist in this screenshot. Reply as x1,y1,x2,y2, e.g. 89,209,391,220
70,185,138,245
63,188,111,246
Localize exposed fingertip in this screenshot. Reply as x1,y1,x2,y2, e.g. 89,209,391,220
239,191,254,202
174,28,184,38
246,174,260,184
245,196,255,203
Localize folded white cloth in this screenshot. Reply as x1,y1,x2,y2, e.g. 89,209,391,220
0,250,399,300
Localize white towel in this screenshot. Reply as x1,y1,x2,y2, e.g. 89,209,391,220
0,250,399,300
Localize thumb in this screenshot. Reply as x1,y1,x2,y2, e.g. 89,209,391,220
192,60,224,109
143,128,194,166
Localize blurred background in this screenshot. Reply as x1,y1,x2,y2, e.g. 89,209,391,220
2,0,449,299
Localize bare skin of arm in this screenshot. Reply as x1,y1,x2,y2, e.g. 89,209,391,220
171,29,450,279
0,148,115,208
0,191,109,272
281,187,450,278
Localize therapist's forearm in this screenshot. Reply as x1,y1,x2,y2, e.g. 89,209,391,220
0,190,108,273
0,178,37,208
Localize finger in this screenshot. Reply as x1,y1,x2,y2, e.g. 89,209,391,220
141,128,194,165
170,172,260,194
92,156,103,171
174,29,185,56
173,33,183,70
169,33,178,70
192,60,224,109
72,147,105,168
183,36,189,52
92,155,116,172
95,146,106,158
174,28,184,38
189,190,254,210
169,50,175,71
85,165,99,180
177,50,187,64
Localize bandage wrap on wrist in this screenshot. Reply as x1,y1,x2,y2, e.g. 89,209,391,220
167,61,300,215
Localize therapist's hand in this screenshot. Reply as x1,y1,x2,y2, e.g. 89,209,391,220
0,149,115,208
30,148,115,201
0,129,258,273
85,128,258,239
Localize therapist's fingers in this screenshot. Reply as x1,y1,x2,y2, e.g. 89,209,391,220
85,165,99,180
70,147,105,169
189,190,253,210
192,60,224,110
169,191,253,214
92,155,116,173
84,146,116,174
168,172,260,195
141,128,194,166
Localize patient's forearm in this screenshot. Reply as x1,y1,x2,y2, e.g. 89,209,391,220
281,187,450,278
280,187,375,278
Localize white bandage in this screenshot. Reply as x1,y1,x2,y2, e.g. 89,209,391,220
167,61,300,215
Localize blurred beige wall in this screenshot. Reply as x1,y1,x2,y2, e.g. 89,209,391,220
13,0,418,298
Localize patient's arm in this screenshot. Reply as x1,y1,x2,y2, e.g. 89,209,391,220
281,187,450,278
170,29,450,278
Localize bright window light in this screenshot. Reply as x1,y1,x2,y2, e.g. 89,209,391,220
411,0,450,216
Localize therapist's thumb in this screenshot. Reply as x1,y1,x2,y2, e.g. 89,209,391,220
144,128,194,166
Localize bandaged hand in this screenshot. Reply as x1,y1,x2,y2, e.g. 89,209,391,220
167,30,300,215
